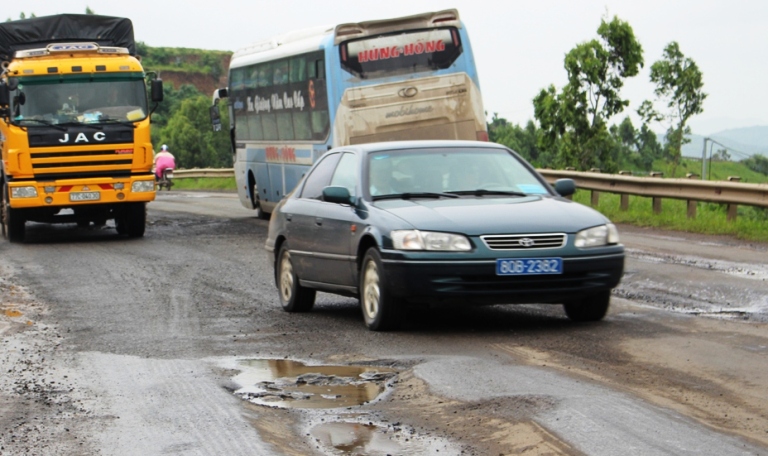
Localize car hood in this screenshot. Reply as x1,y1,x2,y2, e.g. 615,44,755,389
373,196,609,235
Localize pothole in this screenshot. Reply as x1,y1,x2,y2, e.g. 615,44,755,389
229,358,397,409
225,359,461,454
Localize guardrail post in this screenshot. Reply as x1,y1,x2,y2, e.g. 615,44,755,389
620,194,629,211
687,200,697,218
653,198,663,214
649,172,664,214
591,190,600,207
727,204,738,221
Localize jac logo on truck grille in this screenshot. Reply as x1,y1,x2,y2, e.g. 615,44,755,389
28,125,135,148
59,132,106,143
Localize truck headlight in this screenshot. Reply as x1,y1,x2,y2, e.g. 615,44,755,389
11,186,38,198
391,230,472,251
131,180,155,192
575,224,620,248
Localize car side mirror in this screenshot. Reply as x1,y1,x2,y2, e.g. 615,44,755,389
323,186,354,205
554,178,576,197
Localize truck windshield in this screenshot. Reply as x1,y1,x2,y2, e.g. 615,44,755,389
10,78,148,125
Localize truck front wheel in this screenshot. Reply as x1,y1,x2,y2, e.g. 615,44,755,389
116,202,146,238
1,183,25,243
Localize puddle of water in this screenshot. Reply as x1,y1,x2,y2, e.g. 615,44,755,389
311,422,404,455
231,359,396,409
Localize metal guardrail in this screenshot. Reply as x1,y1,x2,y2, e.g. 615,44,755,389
538,170,768,209
173,168,235,179
173,167,768,218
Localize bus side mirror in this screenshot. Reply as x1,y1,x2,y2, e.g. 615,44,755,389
210,105,221,132
151,79,164,102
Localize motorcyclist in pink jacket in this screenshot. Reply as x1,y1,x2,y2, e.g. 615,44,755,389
154,144,176,180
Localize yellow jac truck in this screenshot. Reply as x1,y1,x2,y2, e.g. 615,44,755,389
0,14,163,242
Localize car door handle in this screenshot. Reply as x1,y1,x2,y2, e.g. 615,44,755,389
315,217,323,226
285,214,292,222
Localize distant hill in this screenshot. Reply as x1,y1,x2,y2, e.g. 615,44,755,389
137,43,232,96
674,126,768,160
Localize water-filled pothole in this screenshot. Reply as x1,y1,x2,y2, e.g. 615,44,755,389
230,359,396,409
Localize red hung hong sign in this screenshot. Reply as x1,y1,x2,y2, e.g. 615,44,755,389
341,27,461,79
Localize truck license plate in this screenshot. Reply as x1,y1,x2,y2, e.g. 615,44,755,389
70,191,100,202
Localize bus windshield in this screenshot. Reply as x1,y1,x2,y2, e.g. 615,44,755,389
10,78,148,126
340,27,462,79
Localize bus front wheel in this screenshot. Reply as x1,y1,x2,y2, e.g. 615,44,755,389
251,182,269,220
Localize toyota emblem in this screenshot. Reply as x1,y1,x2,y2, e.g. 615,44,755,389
519,238,535,247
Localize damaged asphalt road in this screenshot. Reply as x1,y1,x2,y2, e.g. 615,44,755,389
1,192,767,455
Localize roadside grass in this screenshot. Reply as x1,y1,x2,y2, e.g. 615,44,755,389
650,158,768,184
171,177,237,191
572,190,768,242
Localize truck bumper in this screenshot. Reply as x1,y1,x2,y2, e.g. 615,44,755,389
7,176,156,209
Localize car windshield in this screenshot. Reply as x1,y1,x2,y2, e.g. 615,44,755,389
10,78,148,126
367,148,550,199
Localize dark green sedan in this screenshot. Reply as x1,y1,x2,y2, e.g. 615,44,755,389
265,141,625,331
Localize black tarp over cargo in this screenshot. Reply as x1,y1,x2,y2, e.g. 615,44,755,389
0,14,135,62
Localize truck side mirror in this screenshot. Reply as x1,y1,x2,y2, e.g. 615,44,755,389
151,79,164,102
0,83,9,107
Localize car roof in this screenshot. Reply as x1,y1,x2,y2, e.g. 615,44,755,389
337,140,508,154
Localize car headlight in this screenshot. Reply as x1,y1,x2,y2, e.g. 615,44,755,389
575,223,620,248
11,186,38,198
131,180,156,192
391,230,472,251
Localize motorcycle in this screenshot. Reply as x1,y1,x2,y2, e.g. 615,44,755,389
157,168,174,191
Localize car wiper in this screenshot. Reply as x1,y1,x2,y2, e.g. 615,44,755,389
16,118,67,131
373,192,459,201
447,189,528,197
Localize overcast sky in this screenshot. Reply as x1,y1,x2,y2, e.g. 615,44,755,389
8,1,766,135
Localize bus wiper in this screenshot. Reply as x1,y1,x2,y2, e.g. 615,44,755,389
373,192,459,201
16,118,67,131
447,189,528,197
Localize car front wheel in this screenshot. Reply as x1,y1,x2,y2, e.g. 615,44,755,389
277,243,315,312
563,290,611,322
359,248,401,331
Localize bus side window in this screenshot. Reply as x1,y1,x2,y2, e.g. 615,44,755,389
311,59,325,80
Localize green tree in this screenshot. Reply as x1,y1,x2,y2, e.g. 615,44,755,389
487,114,543,166
156,95,232,169
635,123,663,171
638,41,707,170
533,16,644,172
743,154,768,176
85,7,96,14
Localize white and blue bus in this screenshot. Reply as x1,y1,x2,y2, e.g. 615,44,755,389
211,9,487,218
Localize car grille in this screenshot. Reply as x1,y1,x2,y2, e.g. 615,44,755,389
481,233,566,250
